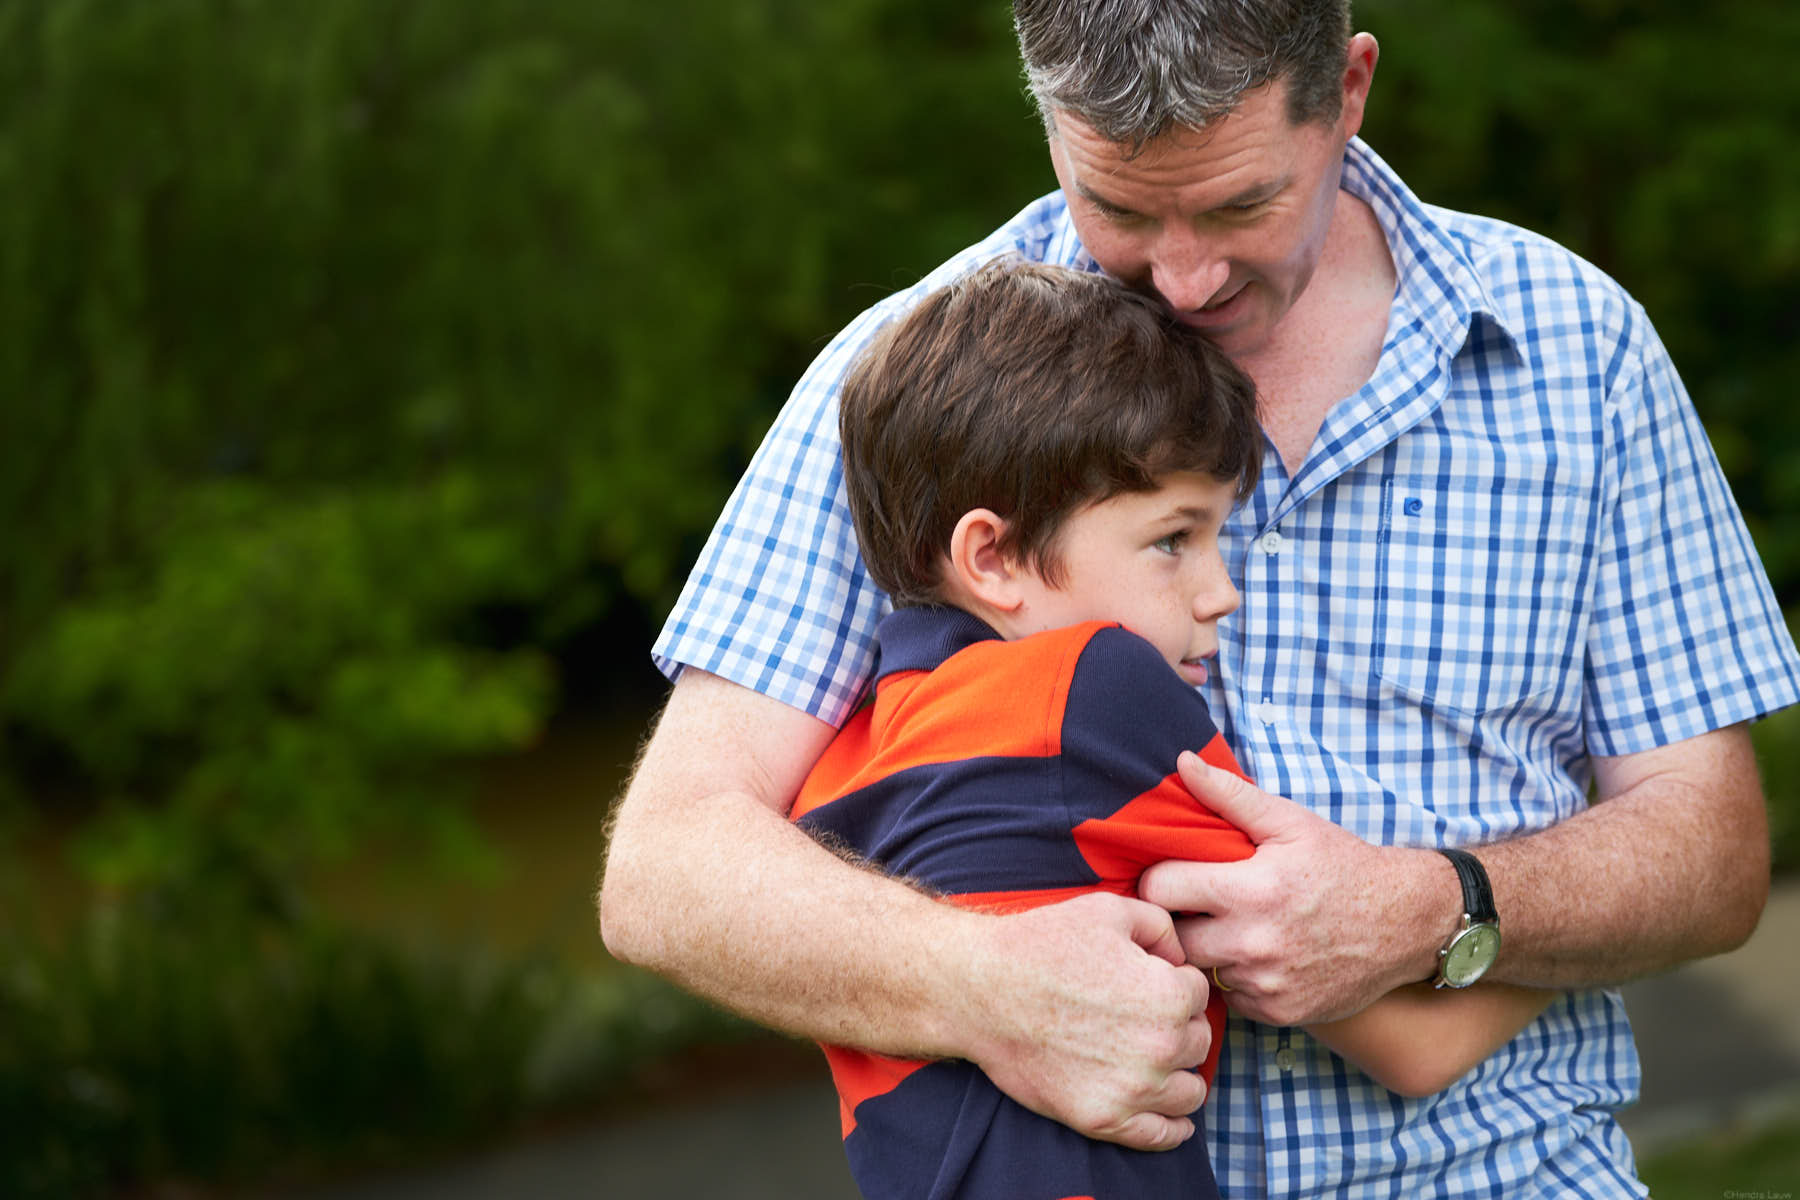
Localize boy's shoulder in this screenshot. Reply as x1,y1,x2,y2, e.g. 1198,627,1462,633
1059,624,1214,731
891,614,1192,701
867,609,1212,756
927,619,1210,746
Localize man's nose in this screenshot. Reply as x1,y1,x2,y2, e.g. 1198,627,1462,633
1150,230,1231,313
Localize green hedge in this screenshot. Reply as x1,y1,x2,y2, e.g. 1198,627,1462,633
0,0,1043,877
0,882,742,1198
4,0,1797,872
1,2,1797,1189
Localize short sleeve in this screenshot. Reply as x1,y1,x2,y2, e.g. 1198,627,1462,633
1058,627,1255,883
650,298,899,725
1582,317,1800,755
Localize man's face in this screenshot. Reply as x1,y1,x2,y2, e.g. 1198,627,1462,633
1048,77,1359,360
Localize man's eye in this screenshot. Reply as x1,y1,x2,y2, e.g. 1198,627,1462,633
1154,533,1186,555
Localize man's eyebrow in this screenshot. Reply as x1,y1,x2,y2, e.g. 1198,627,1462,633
1218,179,1286,207
1073,180,1136,214
1076,177,1286,214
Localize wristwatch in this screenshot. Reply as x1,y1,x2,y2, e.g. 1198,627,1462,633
1434,848,1500,989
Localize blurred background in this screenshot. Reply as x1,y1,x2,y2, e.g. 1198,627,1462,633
2,0,1798,1195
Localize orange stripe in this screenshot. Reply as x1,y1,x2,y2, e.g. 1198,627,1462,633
1070,731,1253,885
794,628,1095,819
1070,783,1254,881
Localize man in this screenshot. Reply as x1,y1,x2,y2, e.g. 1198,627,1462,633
601,2,1800,1194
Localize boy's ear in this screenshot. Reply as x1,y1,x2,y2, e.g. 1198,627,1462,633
947,508,1027,612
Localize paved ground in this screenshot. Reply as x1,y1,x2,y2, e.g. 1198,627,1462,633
297,881,1800,1200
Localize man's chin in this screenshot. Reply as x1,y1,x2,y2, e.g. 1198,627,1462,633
1174,297,1269,356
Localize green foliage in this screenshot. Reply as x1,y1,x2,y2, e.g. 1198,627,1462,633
0,7,1038,1186
0,0,1044,870
0,872,739,1198
1637,1104,1800,1199
1750,700,1800,873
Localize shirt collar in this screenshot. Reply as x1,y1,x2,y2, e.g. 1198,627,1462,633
1341,137,1522,360
873,605,1003,682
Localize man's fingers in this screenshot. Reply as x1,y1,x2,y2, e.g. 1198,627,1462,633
963,895,1221,1152
1177,749,1287,840
1138,858,1223,920
1122,894,1187,966
1147,752,1325,919
1148,1063,1208,1117
1098,1110,1196,1153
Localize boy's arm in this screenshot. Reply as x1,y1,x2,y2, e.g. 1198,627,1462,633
1303,982,1555,1097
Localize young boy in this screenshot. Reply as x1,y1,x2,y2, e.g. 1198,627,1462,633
793,259,1550,1200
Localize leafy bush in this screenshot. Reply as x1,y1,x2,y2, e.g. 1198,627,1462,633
1750,700,1800,873
1,2,1797,1190
0,0,1044,875
0,872,740,1198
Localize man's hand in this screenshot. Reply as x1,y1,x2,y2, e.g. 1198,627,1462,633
1138,751,1448,1027
953,892,1214,1150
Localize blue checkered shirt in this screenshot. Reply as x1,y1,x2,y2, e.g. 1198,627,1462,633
654,139,1800,1198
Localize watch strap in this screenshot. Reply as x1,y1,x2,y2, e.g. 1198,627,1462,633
1437,848,1497,925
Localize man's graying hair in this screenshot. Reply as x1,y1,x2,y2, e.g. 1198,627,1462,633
1014,0,1352,152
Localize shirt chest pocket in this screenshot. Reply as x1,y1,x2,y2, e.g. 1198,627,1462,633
1372,476,1592,716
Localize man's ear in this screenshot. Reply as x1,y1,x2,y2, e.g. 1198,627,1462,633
1338,31,1379,141
947,508,1027,613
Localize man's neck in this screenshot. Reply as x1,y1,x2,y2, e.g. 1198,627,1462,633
1240,189,1396,476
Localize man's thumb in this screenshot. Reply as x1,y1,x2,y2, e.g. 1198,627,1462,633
1177,750,1281,842
1120,895,1187,966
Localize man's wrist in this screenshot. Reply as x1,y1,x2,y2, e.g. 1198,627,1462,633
910,902,1011,1062
1399,847,1470,986
1433,848,1502,988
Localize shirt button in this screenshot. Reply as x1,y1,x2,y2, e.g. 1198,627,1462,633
1253,699,1279,725
1258,529,1285,555
1275,1047,1296,1072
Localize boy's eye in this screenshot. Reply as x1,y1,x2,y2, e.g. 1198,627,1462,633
1153,532,1187,555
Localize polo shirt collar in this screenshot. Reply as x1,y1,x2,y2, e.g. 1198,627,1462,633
873,605,1001,682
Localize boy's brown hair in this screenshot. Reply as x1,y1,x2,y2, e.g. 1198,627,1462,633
839,258,1261,607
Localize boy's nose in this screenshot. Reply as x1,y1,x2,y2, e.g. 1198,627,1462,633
1195,572,1241,621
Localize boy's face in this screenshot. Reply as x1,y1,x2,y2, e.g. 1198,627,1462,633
1013,472,1240,686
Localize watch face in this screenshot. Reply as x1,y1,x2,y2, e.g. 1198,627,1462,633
1443,923,1501,986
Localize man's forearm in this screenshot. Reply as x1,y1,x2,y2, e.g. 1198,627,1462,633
598,677,975,1056
1473,724,1768,989
603,788,984,1054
